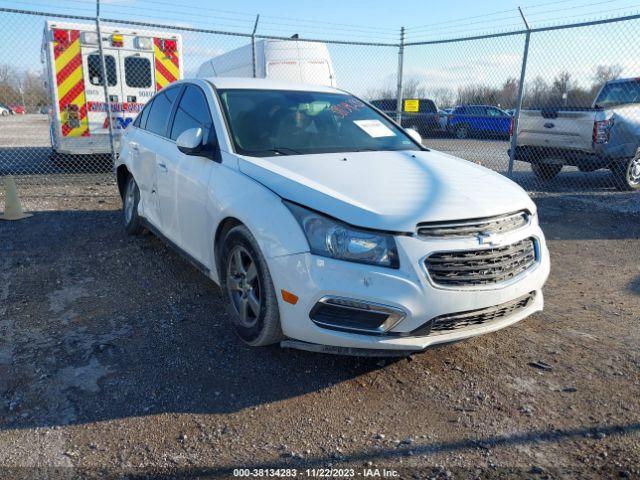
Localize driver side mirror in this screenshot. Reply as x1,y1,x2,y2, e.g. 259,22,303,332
406,128,422,145
176,127,220,162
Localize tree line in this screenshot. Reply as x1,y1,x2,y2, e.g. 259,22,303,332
367,64,625,110
0,64,48,110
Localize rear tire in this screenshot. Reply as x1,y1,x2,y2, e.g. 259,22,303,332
454,124,469,139
532,162,562,181
123,174,144,235
220,225,283,347
611,155,640,191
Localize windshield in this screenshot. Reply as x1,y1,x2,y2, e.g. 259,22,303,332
217,89,421,157
595,79,640,108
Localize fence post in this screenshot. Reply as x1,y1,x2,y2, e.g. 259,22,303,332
395,26,405,124
95,0,117,167
251,14,260,78
508,7,531,177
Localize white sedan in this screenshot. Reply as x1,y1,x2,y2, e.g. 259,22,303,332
116,78,549,355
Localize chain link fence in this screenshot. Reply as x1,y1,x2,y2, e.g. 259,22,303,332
1,6,639,208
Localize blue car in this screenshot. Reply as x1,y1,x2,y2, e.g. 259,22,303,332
448,105,512,139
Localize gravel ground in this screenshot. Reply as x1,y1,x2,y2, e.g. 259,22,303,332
0,189,639,479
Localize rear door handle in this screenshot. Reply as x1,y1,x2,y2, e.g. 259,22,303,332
158,162,168,172
130,143,139,152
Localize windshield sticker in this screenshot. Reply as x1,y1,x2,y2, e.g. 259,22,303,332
353,119,396,138
330,98,365,118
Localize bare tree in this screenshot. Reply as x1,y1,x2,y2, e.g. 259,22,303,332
591,64,623,94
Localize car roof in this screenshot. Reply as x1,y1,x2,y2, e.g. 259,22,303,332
201,77,343,94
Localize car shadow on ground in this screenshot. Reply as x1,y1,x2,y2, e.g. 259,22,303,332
91,422,640,477
0,210,405,430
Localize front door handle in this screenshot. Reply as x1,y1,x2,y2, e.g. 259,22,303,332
158,162,168,172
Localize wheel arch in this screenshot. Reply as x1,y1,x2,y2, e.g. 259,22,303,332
213,216,244,279
116,164,130,200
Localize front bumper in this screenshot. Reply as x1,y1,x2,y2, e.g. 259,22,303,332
268,223,550,352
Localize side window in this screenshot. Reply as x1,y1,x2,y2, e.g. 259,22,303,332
124,57,152,88
422,100,437,113
487,108,502,117
88,54,117,86
134,98,154,129
170,85,213,141
146,87,180,137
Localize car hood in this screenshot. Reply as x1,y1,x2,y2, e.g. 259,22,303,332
238,149,536,232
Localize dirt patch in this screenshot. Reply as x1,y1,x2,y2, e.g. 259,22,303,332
0,193,638,478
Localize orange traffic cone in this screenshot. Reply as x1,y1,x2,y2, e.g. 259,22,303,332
1,176,32,221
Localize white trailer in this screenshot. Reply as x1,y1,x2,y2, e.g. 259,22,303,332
197,39,336,87
41,21,183,155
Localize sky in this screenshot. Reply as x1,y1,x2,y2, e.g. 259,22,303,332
1,0,639,100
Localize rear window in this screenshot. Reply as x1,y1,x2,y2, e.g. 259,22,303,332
124,57,152,88
595,80,640,108
88,54,117,86
145,87,180,136
370,99,396,112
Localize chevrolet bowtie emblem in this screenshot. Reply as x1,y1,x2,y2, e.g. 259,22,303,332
477,231,499,246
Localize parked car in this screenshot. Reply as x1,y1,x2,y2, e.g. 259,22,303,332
9,105,25,114
116,78,550,355
448,105,512,139
370,98,440,136
0,103,11,116
512,77,640,190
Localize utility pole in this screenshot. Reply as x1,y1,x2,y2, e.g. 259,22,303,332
395,26,405,124
507,7,531,177
251,14,260,78
96,0,117,167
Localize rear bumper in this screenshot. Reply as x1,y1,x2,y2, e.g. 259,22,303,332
511,145,631,167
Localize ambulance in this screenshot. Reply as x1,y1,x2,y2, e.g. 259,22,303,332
41,21,183,156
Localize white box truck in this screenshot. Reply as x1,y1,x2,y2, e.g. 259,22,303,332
197,39,336,87
41,21,183,156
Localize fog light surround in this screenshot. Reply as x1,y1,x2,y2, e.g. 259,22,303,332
309,296,406,334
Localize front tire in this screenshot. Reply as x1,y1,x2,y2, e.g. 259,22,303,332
220,225,283,346
123,174,144,235
531,162,562,181
612,156,640,191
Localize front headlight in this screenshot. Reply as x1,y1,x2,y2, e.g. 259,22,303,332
284,201,399,269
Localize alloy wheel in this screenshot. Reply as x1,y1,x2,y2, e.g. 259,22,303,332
226,245,261,328
124,177,136,224
629,157,640,186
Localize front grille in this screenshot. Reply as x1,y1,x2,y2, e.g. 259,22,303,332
417,211,529,238
424,238,537,287
411,291,536,336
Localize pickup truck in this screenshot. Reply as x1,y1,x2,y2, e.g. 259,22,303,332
512,77,640,190
370,98,440,136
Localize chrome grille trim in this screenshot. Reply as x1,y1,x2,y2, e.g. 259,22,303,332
416,210,530,238
424,238,537,287
423,291,536,336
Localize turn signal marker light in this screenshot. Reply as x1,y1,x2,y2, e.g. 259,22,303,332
281,289,299,305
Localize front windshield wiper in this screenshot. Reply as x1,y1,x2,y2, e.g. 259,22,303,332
269,147,302,155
